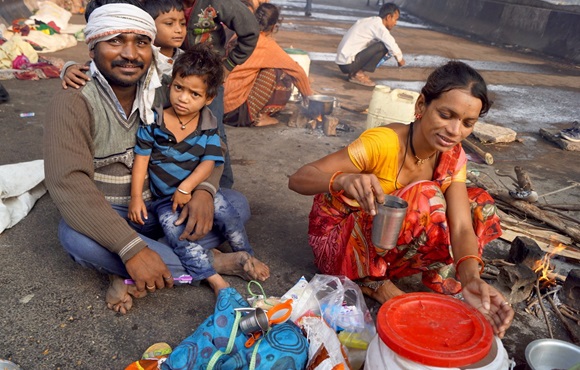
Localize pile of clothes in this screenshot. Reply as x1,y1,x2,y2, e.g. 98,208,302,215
0,1,80,80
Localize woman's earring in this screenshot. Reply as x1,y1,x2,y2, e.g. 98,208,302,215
415,113,422,120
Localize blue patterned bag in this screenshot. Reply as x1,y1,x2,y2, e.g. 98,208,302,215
161,287,308,370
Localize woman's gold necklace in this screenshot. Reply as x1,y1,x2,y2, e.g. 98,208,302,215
409,121,437,166
173,107,196,130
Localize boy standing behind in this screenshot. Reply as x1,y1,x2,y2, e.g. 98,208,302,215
129,45,269,296
336,2,405,87
142,0,186,76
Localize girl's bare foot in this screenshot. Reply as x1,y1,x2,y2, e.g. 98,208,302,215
105,275,147,314
254,113,279,127
358,279,404,304
212,249,270,281
206,274,230,296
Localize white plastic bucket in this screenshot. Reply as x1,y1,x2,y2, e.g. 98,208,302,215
365,335,513,370
284,48,310,101
366,85,419,129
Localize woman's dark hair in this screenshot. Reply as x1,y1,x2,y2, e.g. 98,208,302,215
421,61,491,117
85,0,144,21
379,3,399,19
255,3,280,33
171,43,224,99
142,0,184,20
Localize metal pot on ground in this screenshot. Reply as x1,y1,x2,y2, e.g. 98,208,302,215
308,95,336,117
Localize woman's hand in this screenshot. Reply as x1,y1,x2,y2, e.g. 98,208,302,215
461,276,514,338
334,172,385,215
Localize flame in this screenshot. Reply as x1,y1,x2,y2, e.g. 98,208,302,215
533,243,566,287
316,114,323,122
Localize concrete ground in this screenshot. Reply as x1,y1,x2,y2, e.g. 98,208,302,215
1,0,579,368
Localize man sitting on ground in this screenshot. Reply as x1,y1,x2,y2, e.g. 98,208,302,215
44,0,266,314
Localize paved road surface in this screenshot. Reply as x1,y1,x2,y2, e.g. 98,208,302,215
1,0,579,368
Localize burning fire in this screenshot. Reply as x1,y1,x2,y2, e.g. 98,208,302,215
533,243,566,287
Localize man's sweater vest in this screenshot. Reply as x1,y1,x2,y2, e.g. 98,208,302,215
83,80,151,205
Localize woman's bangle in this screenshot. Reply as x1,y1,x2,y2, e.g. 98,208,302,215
328,171,344,196
177,188,190,195
455,254,485,277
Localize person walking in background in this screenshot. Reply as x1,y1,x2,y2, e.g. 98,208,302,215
336,2,405,87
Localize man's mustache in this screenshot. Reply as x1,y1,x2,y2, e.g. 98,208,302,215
111,60,145,68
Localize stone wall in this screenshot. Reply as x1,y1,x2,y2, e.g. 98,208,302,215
392,0,580,63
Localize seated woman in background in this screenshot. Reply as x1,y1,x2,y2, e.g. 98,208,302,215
288,61,514,338
223,3,312,127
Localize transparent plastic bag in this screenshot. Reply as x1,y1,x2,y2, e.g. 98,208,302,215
291,274,376,350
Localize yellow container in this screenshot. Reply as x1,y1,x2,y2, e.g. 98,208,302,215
366,86,420,129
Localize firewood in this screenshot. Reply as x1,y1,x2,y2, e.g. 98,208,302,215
462,138,494,165
535,279,554,339
468,172,580,244
559,308,580,325
547,295,580,344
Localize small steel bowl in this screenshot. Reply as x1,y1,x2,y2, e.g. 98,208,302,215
525,338,580,370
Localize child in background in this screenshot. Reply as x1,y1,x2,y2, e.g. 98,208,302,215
129,44,269,296
142,0,186,76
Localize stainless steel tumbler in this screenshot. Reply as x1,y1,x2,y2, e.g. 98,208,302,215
371,195,408,250
238,308,269,335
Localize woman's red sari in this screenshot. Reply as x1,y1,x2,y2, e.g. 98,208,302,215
307,145,502,295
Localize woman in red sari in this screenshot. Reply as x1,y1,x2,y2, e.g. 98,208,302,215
289,61,513,338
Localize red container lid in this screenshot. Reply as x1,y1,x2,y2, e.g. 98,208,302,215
377,292,493,368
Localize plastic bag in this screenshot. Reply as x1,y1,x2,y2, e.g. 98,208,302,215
290,275,376,347
301,316,351,370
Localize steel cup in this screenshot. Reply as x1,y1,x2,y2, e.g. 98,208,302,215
371,195,408,250
238,308,270,335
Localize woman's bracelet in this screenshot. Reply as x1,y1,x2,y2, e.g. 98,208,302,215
177,188,190,195
455,254,485,277
328,171,344,196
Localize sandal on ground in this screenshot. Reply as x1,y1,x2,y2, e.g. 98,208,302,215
560,121,580,142
141,342,172,360
348,72,375,87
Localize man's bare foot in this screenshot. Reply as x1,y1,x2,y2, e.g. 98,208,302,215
206,274,230,296
254,113,279,127
358,279,404,304
212,250,270,281
105,275,147,314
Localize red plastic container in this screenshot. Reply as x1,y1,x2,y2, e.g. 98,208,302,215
377,292,494,368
